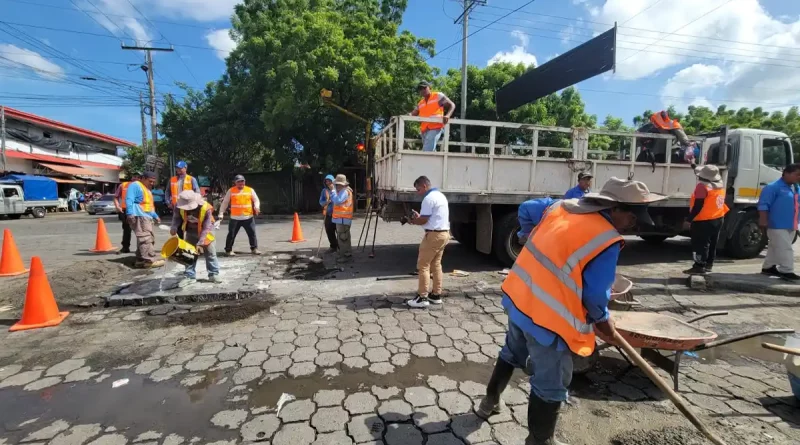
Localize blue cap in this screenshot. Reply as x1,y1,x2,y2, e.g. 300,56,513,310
324,174,335,182
176,161,188,169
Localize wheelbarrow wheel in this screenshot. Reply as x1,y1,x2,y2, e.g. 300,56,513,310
572,349,599,375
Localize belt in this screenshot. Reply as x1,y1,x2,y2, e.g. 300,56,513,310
425,229,449,232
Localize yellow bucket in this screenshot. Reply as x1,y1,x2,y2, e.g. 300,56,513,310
160,236,198,266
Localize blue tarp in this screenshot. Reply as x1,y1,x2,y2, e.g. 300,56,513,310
0,174,58,201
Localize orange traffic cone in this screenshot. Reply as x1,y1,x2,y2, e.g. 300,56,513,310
10,257,69,332
0,229,27,277
90,219,117,253
290,212,306,243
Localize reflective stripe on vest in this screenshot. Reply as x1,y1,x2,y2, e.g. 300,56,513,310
230,186,254,218
418,92,445,133
501,202,623,357
332,189,353,220
135,181,155,213
120,182,131,210
690,185,729,221
181,202,216,244
170,175,194,205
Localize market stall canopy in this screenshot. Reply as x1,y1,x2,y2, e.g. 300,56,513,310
38,162,102,177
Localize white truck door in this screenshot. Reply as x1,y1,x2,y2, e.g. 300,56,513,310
757,134,792,194
1,185,25,214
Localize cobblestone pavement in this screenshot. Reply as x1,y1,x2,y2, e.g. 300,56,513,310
1,214,799,444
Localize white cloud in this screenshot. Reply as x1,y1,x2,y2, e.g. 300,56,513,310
205,29,236,61
147,0,240,22
0,44,64,79
75,0,152,45
487,30,538,67
660,64,725,109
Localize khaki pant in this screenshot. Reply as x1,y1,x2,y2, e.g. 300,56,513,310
764,229,796,273
417,231,450,296
336,224,352,261
130,216,159,262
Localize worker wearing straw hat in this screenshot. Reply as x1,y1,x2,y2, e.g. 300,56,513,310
330,174,354,263
477,177,666,445
684,165,729,275
171,190,220,286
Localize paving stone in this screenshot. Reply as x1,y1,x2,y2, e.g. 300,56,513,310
318,327,340,339
480,344,501,358
133,431,162,442
345,392,379,414
445,328,468,340
233,366,263,384
492,422,528,445
312,407,349,433
46,360,86,377
184,355,217,372
338,329,362,342
428,375,458,392
315,389,346,407
317,338,341,353
295,335,318,347
293,347,319,362
340,342,366,358
372,386,401,400
270,331,296,344
289,362,318,378
466,353,490,364
86,434,127,445
210,409,248,429
273,422,315,445
150,366,182,382
269,343,296,357
421,323,445,336
275,319,299,331
312,431,353,445
682,393,733,414
225,333,251,347
246,338,273,352
426,432,465,445
438,391,472,415
0,364,23,381
430,335,453,348
47,424,102,445
384,424,422,445
451,414,493,444
199,342,225,356
410,343,436,358
360,323,382,334
166,352,195,366
453,340,480,354
412,405,450,434
316,352,343,367
726,399,778,418
212,361,236,371
347,414,384,443
24,377,62,391
343,357,369,369
383,327,404,339
458,381,486,398
377,399,413,422
0,370,42,388
468,332,494,345
511,404,527,427
404,330,428,344
437,348,464,363
240,351,268,367
404,386,437,407
500,387,527,406
280,399,316,423
369,362,394,375
365,347,390,363
218,347,246,362
361,334,386,348
252,328,276,339
22,419,70,442
726,375,772,394
391,353,410,367
607,382,647,401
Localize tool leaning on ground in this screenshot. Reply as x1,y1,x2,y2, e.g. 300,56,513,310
310,200,330,264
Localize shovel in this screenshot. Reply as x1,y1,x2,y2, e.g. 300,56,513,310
310,203,330,264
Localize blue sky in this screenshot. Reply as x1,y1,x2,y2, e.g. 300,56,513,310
1,0,799,144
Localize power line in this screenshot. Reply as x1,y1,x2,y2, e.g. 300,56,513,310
618,0,664,26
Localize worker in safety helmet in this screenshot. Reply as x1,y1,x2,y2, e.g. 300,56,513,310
477,178,666,445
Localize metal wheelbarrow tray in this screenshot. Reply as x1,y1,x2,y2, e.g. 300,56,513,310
595,310,795,391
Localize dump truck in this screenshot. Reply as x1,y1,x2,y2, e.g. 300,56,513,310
374,115,793,266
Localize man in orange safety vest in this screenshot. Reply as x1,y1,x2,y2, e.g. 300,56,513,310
114,171,140,254
685,165,729,275
217,174,261,256
409,81,455,152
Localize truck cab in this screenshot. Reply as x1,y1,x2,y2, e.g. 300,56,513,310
0,184,27,219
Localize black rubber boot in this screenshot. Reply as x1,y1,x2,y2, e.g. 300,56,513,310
476,358,515,419
526,393,569,445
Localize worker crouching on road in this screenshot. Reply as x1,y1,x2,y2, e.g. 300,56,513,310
331,174,354,263
517,197,557,245
477,178,666,445
172,190,220,286
319,174,338,253
406,176,450,309
114,171,140,254
125,171,165,268
218,175,261,256
685,165,729,275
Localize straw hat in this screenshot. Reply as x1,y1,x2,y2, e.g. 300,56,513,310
563,177,667,225
176,190,203,211
334,174,349,186
695,165,723,189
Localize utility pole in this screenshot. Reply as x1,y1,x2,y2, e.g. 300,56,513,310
139,92,148,151
1,106,6,173
454,1,483,152
121,44,173,157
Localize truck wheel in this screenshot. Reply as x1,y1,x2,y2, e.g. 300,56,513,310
31,207,46,219
493,211,522,267
451,223,476,249
639,235,669,244
726,212,766,259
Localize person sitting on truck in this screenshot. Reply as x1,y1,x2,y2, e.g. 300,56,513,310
476,177,666,444
517,197,557,244
758,163,800,281
650,110,691,148
409,81,455,152
125,171,164,268
564,172,593,199
685,165,729,275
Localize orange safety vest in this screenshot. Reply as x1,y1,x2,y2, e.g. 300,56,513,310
170,175,194,205
650,112,682,131
135,181,155,213
119,181,131,210
417,92,445,133
502,202,623,357
332,188,353,220
229,186,255,218
690,184,729,221
181,202,216,245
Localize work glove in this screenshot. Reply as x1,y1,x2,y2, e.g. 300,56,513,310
213,220,221,230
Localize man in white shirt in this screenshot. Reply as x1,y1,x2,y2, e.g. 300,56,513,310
217,175,262,256
406,176,450,308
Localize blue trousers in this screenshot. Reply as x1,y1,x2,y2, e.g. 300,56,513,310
499,320,573,402
421,128,444,152
184,239,220,279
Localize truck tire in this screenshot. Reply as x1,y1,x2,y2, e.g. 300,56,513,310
451,222,476,249
31,207,46,219
639,235,669,244
725,211,766,259
493,211,522,267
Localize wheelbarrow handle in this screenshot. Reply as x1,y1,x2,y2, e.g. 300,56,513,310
762,342,800,356
694,329,796,351
686,311,728,324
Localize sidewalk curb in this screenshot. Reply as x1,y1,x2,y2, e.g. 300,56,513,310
700,273,800,297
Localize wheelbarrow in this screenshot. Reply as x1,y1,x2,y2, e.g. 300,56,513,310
595,311,795,391
762,342,800,402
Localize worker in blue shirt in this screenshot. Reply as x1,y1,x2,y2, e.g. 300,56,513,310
758,163,800,280
319,174,338,253
563,171,593,199
517,197,557,244
125,171,164,268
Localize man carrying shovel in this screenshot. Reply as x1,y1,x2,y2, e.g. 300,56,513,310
476,178,666,445
171,190,221,286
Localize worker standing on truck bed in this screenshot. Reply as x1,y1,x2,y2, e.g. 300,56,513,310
517,197,557,245
563,172,593,199
476,178,666,445
685,165,729,275
409,81,455,152
650,110,691,148
114,172,140,254
758,163,800,281
406,176,450,308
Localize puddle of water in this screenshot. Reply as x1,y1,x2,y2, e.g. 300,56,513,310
696,333,800,366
